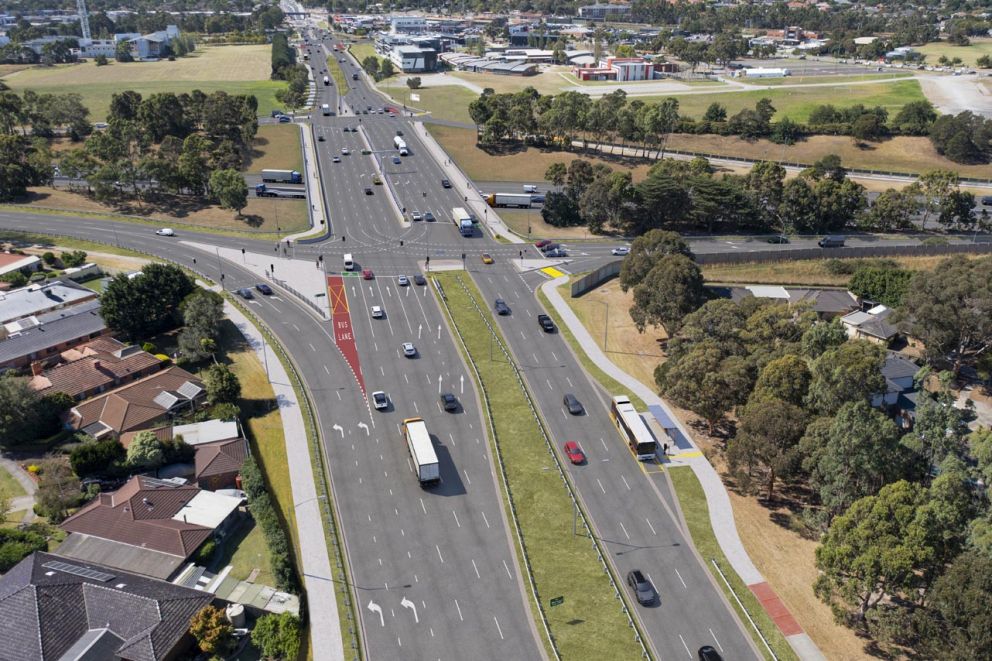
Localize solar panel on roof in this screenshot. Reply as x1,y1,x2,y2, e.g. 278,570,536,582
43,560,115,582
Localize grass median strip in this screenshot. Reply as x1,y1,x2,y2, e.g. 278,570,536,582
668,467,798,661
434,272,642,660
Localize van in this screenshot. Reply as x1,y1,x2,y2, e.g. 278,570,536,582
343,253,354,270
321,103,331,116
818,235,845,248
522,184,538,193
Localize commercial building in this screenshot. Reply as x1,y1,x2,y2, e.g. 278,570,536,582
577,3,633,21
389,44,437,72
391,15,427,34
572,56,658,81
441,52,539,75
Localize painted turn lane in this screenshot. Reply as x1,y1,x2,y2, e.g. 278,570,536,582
327,274,365,394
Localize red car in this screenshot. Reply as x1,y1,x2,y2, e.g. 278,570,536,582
362,269,374,280
563,441,585,465
535,239,552,248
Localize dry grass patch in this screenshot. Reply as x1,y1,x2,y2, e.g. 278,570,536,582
9,187,309,234
916,38,992,68
499,209,603,240
247,124,304,174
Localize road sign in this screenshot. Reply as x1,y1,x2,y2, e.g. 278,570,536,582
411,93,420,102
550,596,564,607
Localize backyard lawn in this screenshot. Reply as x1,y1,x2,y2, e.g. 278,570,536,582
0,45,285,120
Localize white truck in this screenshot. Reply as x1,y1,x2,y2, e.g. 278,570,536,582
394,136,408,156
402,417,440,486
451,207,474,237
485,192,532,208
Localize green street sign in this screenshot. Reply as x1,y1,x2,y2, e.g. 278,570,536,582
550,596,564,607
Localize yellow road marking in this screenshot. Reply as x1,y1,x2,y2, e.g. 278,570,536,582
672,451,703,459
540,267,564,279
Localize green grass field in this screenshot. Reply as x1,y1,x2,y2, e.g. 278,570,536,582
382,82,476,123
247,123,303,173
0,464,27,499
0,45,285,120
917,38,992,67
643,79,925,122
669,467,797,661
348,42,383,67
436,272,644,660
743,72,913,86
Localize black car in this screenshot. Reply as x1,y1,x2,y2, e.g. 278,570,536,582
626,569,657,606
982,195,992,205
396,129,404,136
364,187,373,195
317,135,325,141
441,178,452,188
413,275,427,286
423,211,435,222
563,393,584,415
766,235,789,244
697,646,722,661
255,283,273,295
537,314,556,333
540,242,560,253
494,298,510,315
236,288,253,299
440,392,459,412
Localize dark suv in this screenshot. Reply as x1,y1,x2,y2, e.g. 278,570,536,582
563,393,584,415
626,569,656,606
494,298,510,316
537,314,556,333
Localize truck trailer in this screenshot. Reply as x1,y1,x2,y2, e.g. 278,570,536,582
393,136,409,156
486,193,532,208
261,169,302,184
255,184,306,198
402,417,440,486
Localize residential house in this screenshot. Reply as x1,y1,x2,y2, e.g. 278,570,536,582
0,251,41,279
68,366,205,439
0,278,97,325
0,299,108,370
58,475,243,580
28,336,163,401
841,304,899,345
195,438,249,490
119,418,240,449
872,352,920,428
711,285,858,318
0,551,212,661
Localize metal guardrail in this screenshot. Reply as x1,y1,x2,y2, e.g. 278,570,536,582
711,559,777,661
269,273,329,319
442,274,652,660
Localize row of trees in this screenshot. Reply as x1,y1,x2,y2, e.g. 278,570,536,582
469,87,959,158
539,154,982,237
361,54,395,81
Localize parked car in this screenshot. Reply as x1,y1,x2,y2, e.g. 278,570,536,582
236,288,253,299
537,314,556,333
255,283,273,295
626,570,656,606
362,269,374,280
440,392,459,412
397,275,409,286
413,274,427,286
563,441,585,465
494,298,510,315
611,246,630,256
371,391,388,410
563,393,584,415
371,305,383,318
402,342,417,357
441,178,451,188
481,253,494,264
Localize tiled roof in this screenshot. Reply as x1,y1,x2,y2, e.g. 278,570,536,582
70,366,204,434
195,438,249,480
30,344,162,399
0,551,211,661
60,475,213,558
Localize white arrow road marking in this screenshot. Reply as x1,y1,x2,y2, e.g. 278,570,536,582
401,596,419,623
333,424,344,437
460,375,464,394
358,422,369,435
367,600,384,627
418,323,422,339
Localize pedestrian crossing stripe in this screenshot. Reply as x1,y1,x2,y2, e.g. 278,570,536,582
541,267,565,278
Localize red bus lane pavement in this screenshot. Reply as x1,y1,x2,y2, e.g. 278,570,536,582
327,275,365,394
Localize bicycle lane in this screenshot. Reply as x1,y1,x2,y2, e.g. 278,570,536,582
327,274,366,394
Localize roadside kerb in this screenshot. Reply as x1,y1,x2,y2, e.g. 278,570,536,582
541,275,825,661
440,274,653,660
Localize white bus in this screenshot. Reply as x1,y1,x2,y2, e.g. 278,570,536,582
610,395,657,460
402,417,440,485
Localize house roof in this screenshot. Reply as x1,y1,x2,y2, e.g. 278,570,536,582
174,419,240,446
882,353,919,382
119,425,173,449
70,366,203,434
0,299,106,367
0,252,40,276
0,551,211,661
30,343,161,399
195,438,248,480
172,490,243,529
55,533,187,580
0,279,96,324
787,288,859,314
60,475,215,558
842,307,898,340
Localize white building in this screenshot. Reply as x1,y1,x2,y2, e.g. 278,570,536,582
77,38,117,58
389,44,437,72
391,16,426,34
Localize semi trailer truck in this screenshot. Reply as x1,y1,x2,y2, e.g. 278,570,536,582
261,169,302,184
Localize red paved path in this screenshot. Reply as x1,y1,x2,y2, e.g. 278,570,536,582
749,582,803,636
327,275,365,394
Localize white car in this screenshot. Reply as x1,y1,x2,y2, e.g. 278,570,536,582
397,275,409,286
371,390,388,410
371,305,383,318
155,228,175,236
332,156,341,163
402,342,416,357
341,147,350,155
611,246,630,256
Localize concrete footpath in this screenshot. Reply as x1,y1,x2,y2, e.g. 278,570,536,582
222,297,344,661
541,276,825,661
0,456,36,523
